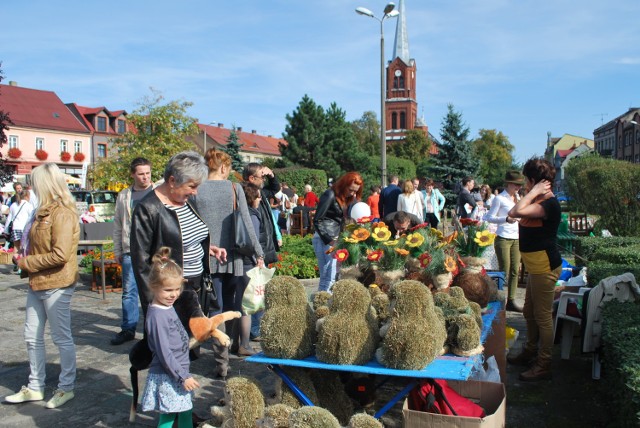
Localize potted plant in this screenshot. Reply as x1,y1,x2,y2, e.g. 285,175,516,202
74,152,85,162
60,151,71,162
35,149,48,161
7,147,22,159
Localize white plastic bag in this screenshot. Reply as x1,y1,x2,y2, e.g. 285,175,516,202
470,356,501,383
242,266,275,315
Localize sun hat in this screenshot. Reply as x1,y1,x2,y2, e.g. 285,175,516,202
504,170,525,185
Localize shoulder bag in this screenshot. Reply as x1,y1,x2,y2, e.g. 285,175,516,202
231,182,255,257
5,202,26,239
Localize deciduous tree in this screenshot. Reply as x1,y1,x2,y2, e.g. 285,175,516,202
351,111,380,156
472,129,514,189
89,89,199,188
0,64,14,186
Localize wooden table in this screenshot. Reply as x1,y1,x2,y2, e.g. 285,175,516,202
79,239,113,300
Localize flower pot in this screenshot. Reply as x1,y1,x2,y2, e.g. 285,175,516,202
461,256,487,274
35,149,48,161
60,151,71,162
432,272,453,290
338,264,362,281
74,152,85,162
375,268,405,288
7,148,22,159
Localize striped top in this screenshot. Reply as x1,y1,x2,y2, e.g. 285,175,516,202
165,203,209,278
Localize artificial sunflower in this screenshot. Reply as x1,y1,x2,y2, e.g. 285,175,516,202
474,230,496,247
352,228,371,241
372,227,392,242
334,249,349,262
357,216,373,224
431,228,444,240
383,239,399,247
405,232,425,248
367,249,384,262
344,237,360,244
395,248,410,257
444,255,457,272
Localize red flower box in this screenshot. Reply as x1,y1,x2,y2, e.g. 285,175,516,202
74,152,85,162
60,151,71,162
7,147,22,159
35,149,48,161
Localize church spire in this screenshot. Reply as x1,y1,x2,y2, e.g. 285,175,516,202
392,0,410,65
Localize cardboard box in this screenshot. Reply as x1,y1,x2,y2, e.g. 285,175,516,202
403,380,505,428
482,309,507,382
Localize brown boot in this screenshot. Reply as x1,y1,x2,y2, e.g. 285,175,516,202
507,348,536,366
519,362,552,381
506,299,523,312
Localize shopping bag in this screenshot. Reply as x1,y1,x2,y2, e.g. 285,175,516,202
408,379,486,417
242,266,275,315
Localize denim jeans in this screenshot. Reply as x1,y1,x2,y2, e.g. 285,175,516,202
251,311,263,338
25,285,76,392
120,254,139,332
312,233,337,292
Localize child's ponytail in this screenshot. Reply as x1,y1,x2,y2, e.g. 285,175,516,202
148,246,183,292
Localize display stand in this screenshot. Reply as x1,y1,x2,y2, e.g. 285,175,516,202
248,301,502,418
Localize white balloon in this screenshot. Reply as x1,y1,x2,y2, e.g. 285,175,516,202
350,202,371,221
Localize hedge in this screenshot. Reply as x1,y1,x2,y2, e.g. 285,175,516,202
601,300,640,427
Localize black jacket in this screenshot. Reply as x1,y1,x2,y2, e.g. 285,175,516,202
130,190,211,313
314,189,345,245
257,175,281,264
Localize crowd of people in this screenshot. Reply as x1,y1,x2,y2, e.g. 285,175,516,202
2,153,562,424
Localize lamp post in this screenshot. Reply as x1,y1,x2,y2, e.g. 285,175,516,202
356,3,399,188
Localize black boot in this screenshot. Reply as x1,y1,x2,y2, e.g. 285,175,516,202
506,299,523,312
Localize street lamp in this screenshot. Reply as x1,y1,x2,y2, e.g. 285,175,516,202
356,2,399,188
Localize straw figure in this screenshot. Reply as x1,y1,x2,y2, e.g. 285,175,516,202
261,276,316,359
451,270,491,308
289,406,341,428
433,286,484,356
275,367,319,409
348,413,384,428
316,279,379,365
376,280,447,370
210,376,265,428
258,404,295,428
313,291,332,329
310,370,354,425
369,289,390,327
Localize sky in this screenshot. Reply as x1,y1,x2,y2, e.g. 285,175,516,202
2,0,640,164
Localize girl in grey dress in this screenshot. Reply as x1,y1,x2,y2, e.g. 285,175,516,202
141,247,200,428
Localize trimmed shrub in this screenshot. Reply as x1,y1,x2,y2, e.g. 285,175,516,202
601,300,640,427
274,167,328,195
586,262,640,287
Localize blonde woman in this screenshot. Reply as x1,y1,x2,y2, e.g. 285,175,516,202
6,163,80,408
397,179,424,220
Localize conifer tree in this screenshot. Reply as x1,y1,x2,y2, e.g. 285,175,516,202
428,104,480,204
222,126,245,173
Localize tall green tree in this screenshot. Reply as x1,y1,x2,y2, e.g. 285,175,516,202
388,129,431,162
0,64,14,186
222,126,245,173
281,95,366,180
89,89,199,188
428,104,480,204
472,129,514,189
351,110,380,156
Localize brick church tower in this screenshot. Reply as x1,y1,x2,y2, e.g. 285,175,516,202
385,0,431,149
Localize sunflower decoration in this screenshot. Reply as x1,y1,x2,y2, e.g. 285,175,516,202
372,226,392,242
405,232,425,248
334,249,350,263
366,249,384,262
455,219,497,258
418,252,432,268
444,255,458,272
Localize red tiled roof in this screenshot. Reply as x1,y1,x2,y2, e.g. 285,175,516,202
0,84,90,134
199,123,284,156
66,104,128,135
556,149,574,157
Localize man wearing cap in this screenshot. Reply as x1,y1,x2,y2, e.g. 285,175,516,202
485,171,525,312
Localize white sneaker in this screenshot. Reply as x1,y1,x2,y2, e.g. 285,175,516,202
45,389,74,409
5,386,44,403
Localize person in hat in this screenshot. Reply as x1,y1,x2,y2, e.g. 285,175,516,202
485,170,525,312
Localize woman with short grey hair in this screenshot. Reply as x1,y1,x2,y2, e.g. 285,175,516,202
131,151,225,337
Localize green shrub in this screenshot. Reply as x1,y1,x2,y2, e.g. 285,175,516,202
274,167,328,195
576,236,640,261
270,234,318,279
592,246,640,265
280,234,315,259
585,261,640,287
601,300,640,427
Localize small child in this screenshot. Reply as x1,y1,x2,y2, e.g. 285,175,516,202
141,247,200,428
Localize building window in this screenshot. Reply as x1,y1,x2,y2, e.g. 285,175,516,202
400,112,406,129
97,116,107,132
36,137,44,150
9,135,19,148
74,141,82,153
391,112,398,130
60,139,68,152
117,119,126,134
97,144,106,158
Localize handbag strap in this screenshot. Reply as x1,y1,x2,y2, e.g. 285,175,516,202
231,182,238,210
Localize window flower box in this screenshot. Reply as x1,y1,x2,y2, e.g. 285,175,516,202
74,152,85,162
35,149,48,161
8,147,22,159
60,151,71,162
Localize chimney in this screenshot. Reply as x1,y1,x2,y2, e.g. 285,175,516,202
237,127,242,132
218,123,224,128
251,130,257,134
8,81,18,86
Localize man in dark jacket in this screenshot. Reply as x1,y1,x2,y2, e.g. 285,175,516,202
456,176,477,219
378,175,401,218
384,211,423,239
243,163,280,264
